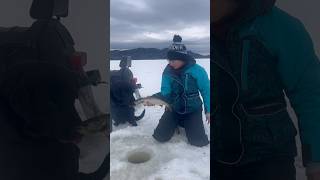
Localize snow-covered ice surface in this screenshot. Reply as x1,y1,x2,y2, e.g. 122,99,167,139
76,59,306,180
110,59,211,180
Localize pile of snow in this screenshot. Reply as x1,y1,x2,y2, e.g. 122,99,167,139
110,59,210,180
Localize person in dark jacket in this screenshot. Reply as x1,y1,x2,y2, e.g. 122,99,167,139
0,1,108,179
111,56,140,126
152,35,210,147
0,62,109,180
0,62,83,180
212,0,320,179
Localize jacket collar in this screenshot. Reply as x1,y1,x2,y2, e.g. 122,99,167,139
213,0,276,40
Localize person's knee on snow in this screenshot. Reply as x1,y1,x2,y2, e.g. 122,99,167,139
187,135,209,147
183,108,209,147
152,133,172,143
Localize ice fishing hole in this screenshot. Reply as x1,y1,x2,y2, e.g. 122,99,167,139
127,150,152,164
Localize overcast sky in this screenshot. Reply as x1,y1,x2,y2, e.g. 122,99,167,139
110,0,210,55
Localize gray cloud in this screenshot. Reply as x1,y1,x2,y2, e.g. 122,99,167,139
111,0,210,55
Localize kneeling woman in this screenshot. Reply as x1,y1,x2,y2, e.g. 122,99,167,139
152,35,210,147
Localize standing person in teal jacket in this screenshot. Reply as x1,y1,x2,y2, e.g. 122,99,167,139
152,35,210,147
212,0,320,179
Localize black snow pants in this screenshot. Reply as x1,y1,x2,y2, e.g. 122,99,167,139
153,108,209,147
111,105,136,126
110,79,137,126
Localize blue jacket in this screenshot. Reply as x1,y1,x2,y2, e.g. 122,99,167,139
160,61,210,114
256,7,320,165
213,1,320,165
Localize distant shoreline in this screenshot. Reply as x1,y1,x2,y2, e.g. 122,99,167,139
110,47,210,60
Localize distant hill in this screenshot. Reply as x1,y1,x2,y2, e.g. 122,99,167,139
110,48,210,60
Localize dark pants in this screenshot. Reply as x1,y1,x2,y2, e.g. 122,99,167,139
111,105,136,125
212,157,296,180
153,108,209,147
110,81,136,126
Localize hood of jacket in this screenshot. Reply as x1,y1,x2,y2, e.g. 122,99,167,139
213,0,276,40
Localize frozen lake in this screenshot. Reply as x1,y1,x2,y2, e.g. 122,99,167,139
78,58,306,180
110,59,211,180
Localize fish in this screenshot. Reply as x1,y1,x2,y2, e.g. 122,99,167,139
78,113,110,135
134,96,172,111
